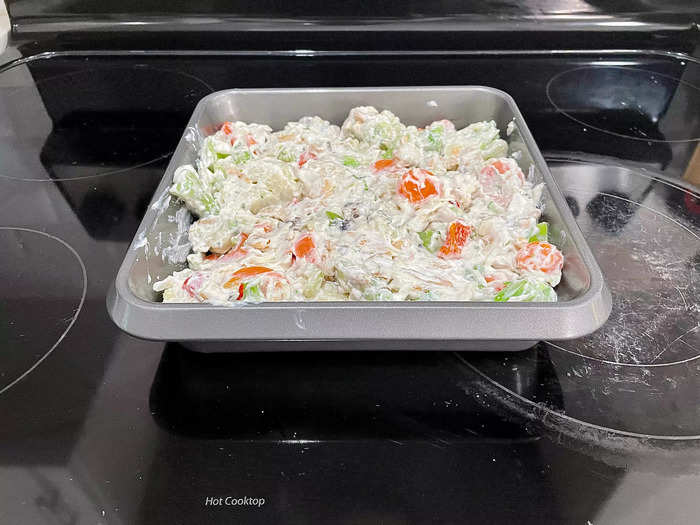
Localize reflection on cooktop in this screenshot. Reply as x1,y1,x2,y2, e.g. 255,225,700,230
464,344,700,438
551,160,699,366
56,165,167,240
0,65,212,181
546,66,700,143
585,190,643,233
150,345,536,442
0,227,86,395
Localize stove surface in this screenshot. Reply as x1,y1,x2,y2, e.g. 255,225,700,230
0,49,698,524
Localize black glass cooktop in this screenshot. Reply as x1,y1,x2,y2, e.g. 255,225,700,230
0,47,698,524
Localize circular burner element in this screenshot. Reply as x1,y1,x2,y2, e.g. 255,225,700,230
0,228,86,394
546,66,700,143
0,65,212,181
460,159,700,441
550,161,699,367
557,192,699,366
462,345,700,439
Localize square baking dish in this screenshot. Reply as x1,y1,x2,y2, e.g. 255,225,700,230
107,86,611,351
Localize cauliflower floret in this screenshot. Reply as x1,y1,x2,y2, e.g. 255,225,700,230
169,165,219,217
419,119,456,155
445,120,508,170
188,215,238,254
219,158,301,214
341,106,404,150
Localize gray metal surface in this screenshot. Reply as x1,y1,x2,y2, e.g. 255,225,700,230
107,86,611,349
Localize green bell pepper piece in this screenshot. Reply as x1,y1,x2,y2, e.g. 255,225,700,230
277,149,295,162
529,222,549,243
233,151,251,165
325,211,344,224
343,156,360,167
494,280,527,302
418,230,438,252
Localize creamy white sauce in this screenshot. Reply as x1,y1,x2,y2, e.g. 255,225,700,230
154,107,563,304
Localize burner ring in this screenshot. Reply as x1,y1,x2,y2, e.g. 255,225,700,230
0,64,213,182
544,336,700,369
546,66,700,143
458,160,700,441
0,153,173,183
553,187,699,366
0,227,87,395
458,353,700,442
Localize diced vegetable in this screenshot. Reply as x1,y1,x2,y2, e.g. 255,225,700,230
418,230,441,252
372,122,399,148
258,272,292,301
182,272,205,299
298,150,316,167
224,268,290,302
343,156,360,167
205,138,233,166
490,159,509,174
425,125,444,152
325,211,344,224
418,230,435,250
494,279,556,302
223,266,274,289
460,121,508,160
242,283,264,302
528,222,549,243
488,158,525,182
516,241,563,275
303,271,324,298
494,280,526,301
218,233,249,262
233,151,251,165
398,169,440,203
294,234,316,261
170,165,220,216
277,149,295,162
536,282,557,302
373,158,396,171
438,221,471,259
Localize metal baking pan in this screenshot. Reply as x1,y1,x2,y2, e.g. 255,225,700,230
107,86,611,351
